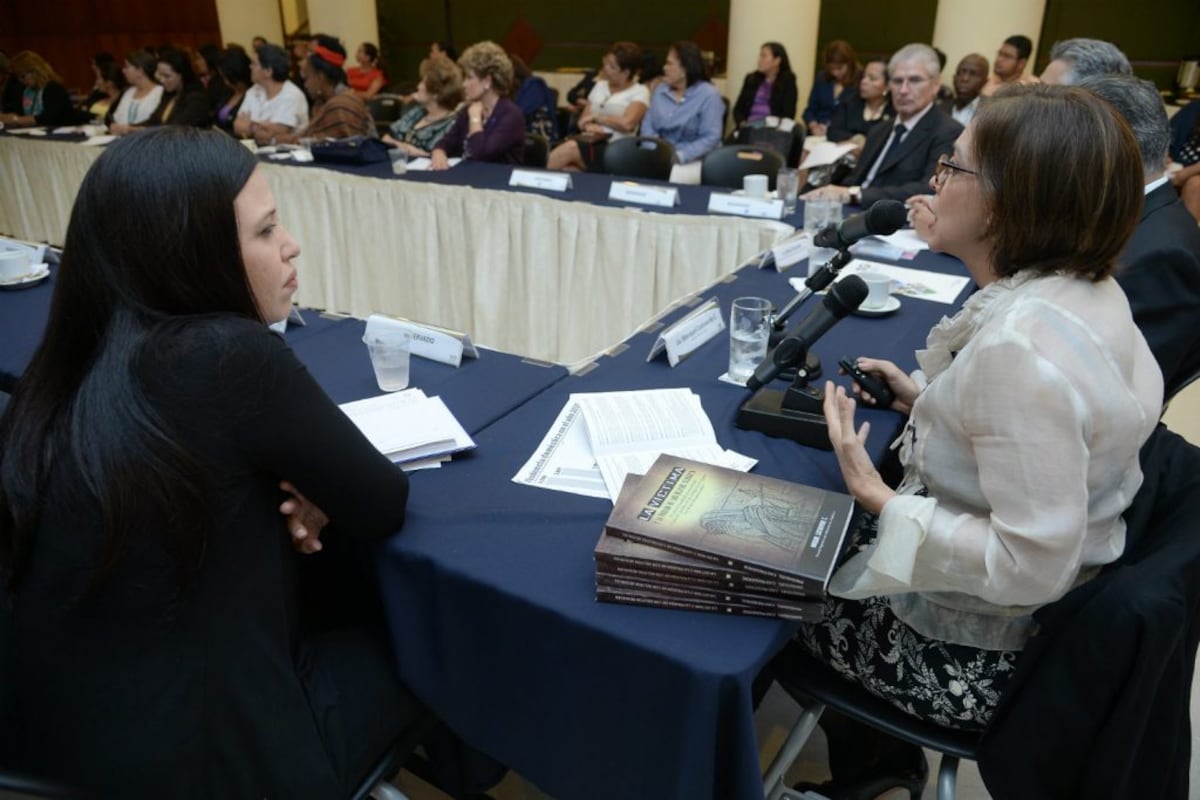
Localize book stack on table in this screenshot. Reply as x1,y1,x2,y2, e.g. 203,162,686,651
594,455,858,621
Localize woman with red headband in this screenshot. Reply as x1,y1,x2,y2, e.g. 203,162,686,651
263,36,372,145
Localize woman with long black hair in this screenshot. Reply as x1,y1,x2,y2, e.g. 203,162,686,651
0,128,422,798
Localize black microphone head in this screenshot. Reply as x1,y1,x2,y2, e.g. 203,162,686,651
825,275,869,316
864,200,909,236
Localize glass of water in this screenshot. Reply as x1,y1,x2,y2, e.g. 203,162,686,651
728,297,772,384
803,198,844,274
776,168,800,216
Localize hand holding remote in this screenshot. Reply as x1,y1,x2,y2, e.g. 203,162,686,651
838,357,896,408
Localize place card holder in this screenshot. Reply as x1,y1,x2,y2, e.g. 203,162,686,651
608,180,680,208
366,314,479,368
646,297,725,366
707,192,784,220
509,169,573,192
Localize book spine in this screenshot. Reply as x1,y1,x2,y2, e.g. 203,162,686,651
593,555,817,600
604,524,824,595
595,572,823,617
595,587,823,623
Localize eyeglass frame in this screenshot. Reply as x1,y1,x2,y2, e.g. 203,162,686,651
934,154,978,186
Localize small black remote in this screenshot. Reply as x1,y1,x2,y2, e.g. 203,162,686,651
838,357,895,407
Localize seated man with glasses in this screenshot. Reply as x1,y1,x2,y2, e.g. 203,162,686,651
803,43,962,206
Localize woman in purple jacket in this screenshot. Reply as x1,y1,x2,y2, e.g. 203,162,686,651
431,41,525,168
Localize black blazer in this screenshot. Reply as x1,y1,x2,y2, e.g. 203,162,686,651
147,85,213,128
31,82,87,126
732,70,798,126
826,89,892,143
1115,182,1200,400
847,105,962,206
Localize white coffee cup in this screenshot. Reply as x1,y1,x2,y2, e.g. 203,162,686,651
742,173,768,198
0,249,31,282
860,272,893,309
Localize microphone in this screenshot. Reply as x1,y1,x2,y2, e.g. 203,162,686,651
746,275,869,391
813,199,908,250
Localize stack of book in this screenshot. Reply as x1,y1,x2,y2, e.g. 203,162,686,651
594,455,857,621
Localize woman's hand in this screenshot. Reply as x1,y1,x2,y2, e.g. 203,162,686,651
279,480,329,555
908,194,936,244
430,148,450,170
109,122,134,136
842,357,920,414
808,121,828,137
823,382,895,514
801,184,850,204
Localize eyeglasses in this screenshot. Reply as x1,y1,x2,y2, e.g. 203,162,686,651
888,75,929,89
934,155,978,185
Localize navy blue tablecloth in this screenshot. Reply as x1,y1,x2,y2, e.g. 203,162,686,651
374,252,971,800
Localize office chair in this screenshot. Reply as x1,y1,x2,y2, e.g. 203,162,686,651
523,133,549,169
368,94,407,136
602,136,676,181
700,145,784,191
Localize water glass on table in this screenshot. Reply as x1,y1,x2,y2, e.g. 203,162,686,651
803,198,844,275
388,147,408,176
728,297,772,384
777,168,800,216
363,331,411,392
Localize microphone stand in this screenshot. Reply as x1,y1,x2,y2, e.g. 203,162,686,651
735,247,855,450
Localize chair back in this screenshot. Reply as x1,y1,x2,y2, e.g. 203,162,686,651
602,137,676,181
701,145,785,190
523,133,549,168
368,94,406,135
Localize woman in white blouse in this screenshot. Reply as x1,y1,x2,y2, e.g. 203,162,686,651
233,43,310,144
108,50,162,134
546,42,649,172
789,85,1163,797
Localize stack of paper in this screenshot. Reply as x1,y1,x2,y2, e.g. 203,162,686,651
513,388,756,501
339,389,475,471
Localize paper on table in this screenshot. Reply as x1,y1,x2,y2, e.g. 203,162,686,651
799,141,858,169
406,156,462,171
81,134,117,147
832,259,970,305
339,389,476,464
512,399,611,499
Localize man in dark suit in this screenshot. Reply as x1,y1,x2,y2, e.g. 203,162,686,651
1083,74,1200,401
803,44,962,207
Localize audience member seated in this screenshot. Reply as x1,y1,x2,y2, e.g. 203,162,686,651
731,42,798,128
938,53,988,126
80,53,117,113
803,40,861,136
196,43,230,112
234,43,310,143
288,35,311,84
0,51,22,115
1039,37,1131,85
268,36,373,145
547,41,648,172
107,50,163,131
826,57,891,150
431,41,458,62
85,60,126,122
980,35,1039,97
510,54,559,141
1082,75,1200,401
804,44,961,206
142,47,212,128
0,51,85,128
639,40,723,167
786,83,1162,800
347,42,386,100
431,41,525,169
214,47,252,134
1169,98,1200,221
381,55,462,157
0,126,432,798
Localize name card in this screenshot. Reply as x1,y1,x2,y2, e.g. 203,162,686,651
770,233,814,270
646,298,725,367
366,314,479,368
268,305,307,334
609,180,680,208
708,192,784,220
509,168,572,192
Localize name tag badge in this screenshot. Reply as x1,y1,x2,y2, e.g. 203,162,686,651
707,192,784,220
365,315,478,368
646,298,725,366
609,180,680,208
509,169,572,192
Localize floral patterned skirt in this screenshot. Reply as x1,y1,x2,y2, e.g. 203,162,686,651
795,518,1020,731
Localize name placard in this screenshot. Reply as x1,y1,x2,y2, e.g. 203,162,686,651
707,192,784,220
609,180,680,208
509,169,572,192
770,233,814,270
646,298,725,367
366,315,479,368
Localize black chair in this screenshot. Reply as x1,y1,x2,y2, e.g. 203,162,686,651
351,709,439,799
0,770,86,799
368,94,407,136
523,132,549,168
700,145,784,191
602,136,676,181
733,122,806,168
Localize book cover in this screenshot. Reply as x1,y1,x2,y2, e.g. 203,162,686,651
594,533,818,599
595,569,824,621
604,455,856,590
594,586,824,622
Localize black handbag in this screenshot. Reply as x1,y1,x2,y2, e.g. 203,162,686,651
310,135,390,165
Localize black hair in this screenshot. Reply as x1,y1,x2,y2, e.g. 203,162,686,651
93,52,116,69
308,34,347,86
933,46,947,72
670,40,708,86
761,42,794,78
125,49,158,80
156,45,198,90
219,47,252,87
97,59,126,92
0,128,261,597
198,43,222,72
255,43,291,82
1005,35,1033,61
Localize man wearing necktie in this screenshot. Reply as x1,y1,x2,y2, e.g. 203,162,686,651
804,43,962,207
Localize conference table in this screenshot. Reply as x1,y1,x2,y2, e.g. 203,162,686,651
373,250,972,800
0,132,790,366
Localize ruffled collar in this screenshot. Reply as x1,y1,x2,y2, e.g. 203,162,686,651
915,270,1042,379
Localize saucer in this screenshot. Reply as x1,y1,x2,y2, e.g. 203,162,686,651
0,263,50,291
852,296,901,317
